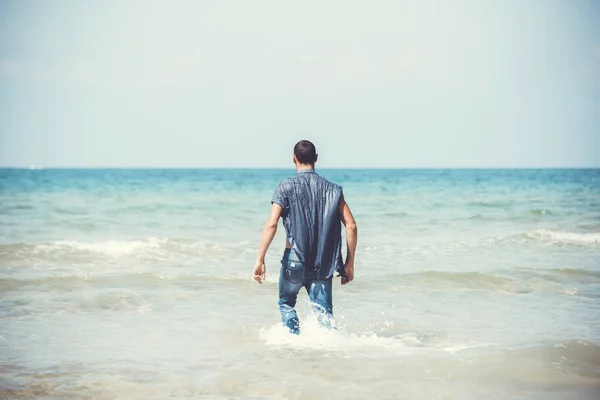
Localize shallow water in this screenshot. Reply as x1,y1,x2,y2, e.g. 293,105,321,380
1,169,599,399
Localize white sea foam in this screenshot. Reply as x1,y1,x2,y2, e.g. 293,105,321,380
21,238,258,259
526,230,600,245
258,311,482,355
560,287,579,295
35,237,169,257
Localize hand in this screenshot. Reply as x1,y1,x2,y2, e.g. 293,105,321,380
253,261,266,284
341,261,354,285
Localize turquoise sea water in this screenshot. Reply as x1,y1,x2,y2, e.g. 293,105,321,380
1,168,599,399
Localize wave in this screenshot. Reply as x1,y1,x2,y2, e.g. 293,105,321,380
381,211,411,218
383,268,600,295
460,212,554,222
3,267,596,300
528,208,553,216
1,229,597,270
577,223,600,232
514,267,600,279
499,340,600,372
258,310,474,354
393,271,515,291
0,270,261,294
431,229,600,250
40,238,169,256
506,230,600,246
0,272,258,316
467,201,508,208
0,237,255,262
258,311,600,373
0,238,166,256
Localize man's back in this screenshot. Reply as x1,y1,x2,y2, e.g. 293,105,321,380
272,169,343,280
253,140,356,334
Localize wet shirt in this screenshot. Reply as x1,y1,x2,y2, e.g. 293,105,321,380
271,169,344,280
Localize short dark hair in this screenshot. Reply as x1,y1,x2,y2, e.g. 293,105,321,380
293,140,317,164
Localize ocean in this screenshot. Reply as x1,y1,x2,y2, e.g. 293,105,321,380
0,168,599,399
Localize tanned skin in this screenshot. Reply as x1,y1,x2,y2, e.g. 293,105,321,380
253,155,357,284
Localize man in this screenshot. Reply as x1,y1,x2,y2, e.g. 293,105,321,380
253,140,358,334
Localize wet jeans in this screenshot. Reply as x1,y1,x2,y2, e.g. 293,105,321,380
278,248,334,334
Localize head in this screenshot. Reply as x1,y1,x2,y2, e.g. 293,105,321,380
293,140,318,169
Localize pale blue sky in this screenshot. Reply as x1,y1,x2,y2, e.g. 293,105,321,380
1,0,598,168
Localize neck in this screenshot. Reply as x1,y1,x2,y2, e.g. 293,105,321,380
296,164,315,173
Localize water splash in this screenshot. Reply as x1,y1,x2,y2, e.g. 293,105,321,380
257,307,484,355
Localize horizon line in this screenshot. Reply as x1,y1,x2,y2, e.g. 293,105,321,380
1,166,599,170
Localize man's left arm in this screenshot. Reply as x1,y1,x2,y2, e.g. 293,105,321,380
253,203,283,284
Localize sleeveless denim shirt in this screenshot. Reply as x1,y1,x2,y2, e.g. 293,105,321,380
271,169,344,280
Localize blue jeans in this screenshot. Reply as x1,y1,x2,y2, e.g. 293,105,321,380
278,248,334,334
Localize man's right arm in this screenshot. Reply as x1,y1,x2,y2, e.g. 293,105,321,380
338,193,357,285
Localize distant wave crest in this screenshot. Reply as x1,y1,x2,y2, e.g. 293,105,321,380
528,208,553,216
0,237,173,258
40,238,169,256
0,237,254,267
517,230,600,246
